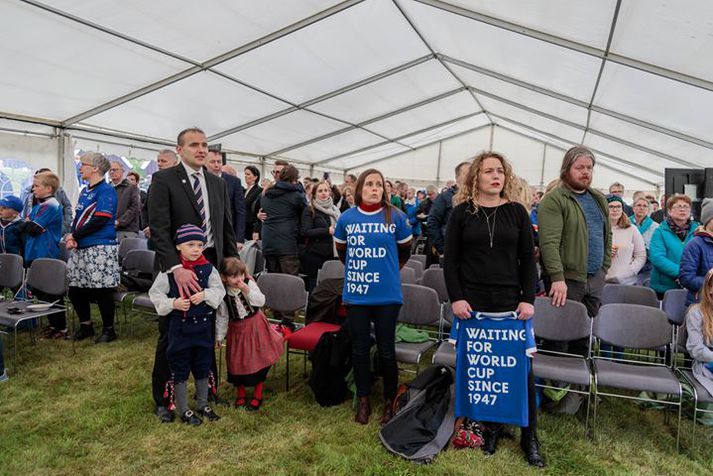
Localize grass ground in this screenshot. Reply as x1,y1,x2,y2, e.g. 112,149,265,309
1,310,712,476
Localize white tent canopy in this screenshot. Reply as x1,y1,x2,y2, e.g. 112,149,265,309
2,0,712,191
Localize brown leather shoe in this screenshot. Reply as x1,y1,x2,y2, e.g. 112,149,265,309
355,396,371,425
380,400,394,426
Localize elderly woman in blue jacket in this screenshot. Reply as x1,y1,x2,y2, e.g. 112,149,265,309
680,199,713,305
649,194,699,299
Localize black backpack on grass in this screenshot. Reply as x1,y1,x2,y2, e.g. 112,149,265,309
308,326,352,407
379,365,455,464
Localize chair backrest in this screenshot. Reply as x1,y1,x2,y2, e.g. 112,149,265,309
398,284,441,326
594,303,671,349
257,273,308,314
123,250,156,274
404,260,424,278
0,253,24,291
602,284,659,308
420,268,448,302
662,288,688,326
409,254,427,269
253,249,265,275
316,260,345,285
533,297,591,342
400,266,416,284
27,258,68,296
118,238,148,261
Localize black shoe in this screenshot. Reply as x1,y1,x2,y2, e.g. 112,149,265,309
155,406,174,423
94,328,117,344
71,325,95,341
482,426,500,455
520,430,546,468
180,410,202,426
198,405,221,421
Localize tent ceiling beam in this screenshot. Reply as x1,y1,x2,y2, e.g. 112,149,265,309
468,86,699,170
314,110,485,166
266,87,465,156
496,123,657,187
440,55,713,151
60,0,365,126
392,0,493,124
414,0,713,92
207,54,434,141
489,115,662,184
581,0,622,144
344,122,492,171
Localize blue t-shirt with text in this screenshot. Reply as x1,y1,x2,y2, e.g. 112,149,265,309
451,314,535,427
334,206,411,306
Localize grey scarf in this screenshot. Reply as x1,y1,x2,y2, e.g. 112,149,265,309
312,197,341,226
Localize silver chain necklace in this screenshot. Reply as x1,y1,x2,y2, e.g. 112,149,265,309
480,203,500,249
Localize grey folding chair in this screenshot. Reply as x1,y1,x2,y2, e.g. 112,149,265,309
118,237,148,264
532,297,593,430
257,273,310,390
662,289,689,360
115,250,155,330
395,284,439,373
432,340,455,367
404,259,424,280
0,258,67,367
419,267,450,338
679,367,713,442
409,254,427,269
591,303,683,450
0,254,24,299
602,284,659,308
316,260,345,286
400,266,416,284
253,249,265,276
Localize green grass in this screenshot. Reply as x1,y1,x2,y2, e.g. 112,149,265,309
1,311,712,476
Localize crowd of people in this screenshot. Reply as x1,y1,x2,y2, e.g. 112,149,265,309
2,127,713,469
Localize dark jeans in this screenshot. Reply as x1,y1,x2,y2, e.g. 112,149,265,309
542,270,605,356
68,287,115,329
486,370,538,431
347,304,400,400
265,254,300,275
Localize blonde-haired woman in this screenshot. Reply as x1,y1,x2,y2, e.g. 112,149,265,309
605,196,646,285
686,269,713,401
444,152,543,467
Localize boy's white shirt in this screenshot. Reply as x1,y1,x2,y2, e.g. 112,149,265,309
148,267,225,316
215,280,266,342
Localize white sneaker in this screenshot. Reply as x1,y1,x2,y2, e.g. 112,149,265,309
0,369,8,383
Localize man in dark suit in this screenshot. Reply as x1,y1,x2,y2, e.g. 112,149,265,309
207,149,245,250
148,127,239,422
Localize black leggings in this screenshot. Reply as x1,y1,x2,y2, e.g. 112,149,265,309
68,287,115,329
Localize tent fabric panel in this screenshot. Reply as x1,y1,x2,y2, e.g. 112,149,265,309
439,0,615,49
308,59,462,124
449,65,590,125
215,0,430,104
284,129,384,163
583,133,687,176
490,127,546,186
398,114,490,148
594,63,713,143
437,127,493,180
399,0,602,101
364,91,479,138
480,98,584,143
611,0,713,82
0,133,59,181
82,72,289,142
588,112,713,167
350,144,440,181
46,0,342,63
0,2,187,122
219,110,346,155
328,143,410,170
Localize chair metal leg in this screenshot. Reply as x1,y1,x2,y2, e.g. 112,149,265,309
13,325,18,369
591,373,599,440
285,349,290,391
676,393,683,452
584,386,592,437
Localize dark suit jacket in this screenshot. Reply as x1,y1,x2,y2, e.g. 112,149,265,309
148,164,239,271
221,173,246,244
244,184,262,240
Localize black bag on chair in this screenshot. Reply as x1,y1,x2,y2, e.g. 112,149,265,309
308,326,352,407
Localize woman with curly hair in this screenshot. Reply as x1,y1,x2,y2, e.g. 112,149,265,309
443,152,543,467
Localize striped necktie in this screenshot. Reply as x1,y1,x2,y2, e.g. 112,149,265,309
192,172,206,231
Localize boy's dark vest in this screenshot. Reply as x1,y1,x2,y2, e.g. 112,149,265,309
167,262,214,333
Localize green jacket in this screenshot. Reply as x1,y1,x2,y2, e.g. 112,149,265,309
538,184,612,283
